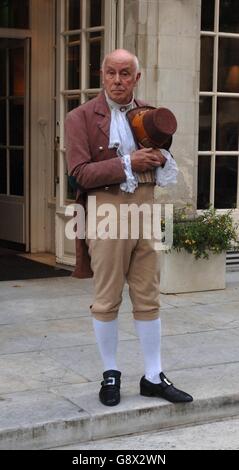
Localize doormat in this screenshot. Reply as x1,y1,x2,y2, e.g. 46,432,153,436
0,255,72,281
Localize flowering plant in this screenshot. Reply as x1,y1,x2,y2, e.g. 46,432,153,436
171,206,239,259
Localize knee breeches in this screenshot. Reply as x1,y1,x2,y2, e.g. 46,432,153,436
86,185,160,321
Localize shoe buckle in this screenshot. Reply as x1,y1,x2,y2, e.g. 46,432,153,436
105,377,116,386
163,377,172,386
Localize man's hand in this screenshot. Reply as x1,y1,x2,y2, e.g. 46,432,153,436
130,148,167,173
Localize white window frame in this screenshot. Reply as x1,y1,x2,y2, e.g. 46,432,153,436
55,0,124,264
199,0,239,209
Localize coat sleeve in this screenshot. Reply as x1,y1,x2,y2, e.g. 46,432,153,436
65,108,126,191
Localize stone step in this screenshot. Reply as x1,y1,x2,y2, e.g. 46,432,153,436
1,363,239,450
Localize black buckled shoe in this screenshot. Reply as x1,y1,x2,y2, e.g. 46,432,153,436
140,372,193,403
99,370,121,406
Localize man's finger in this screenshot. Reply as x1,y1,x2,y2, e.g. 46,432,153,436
150,161,163,167
148,154,162,162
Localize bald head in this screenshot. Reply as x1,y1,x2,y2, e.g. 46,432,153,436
101,49,141,105
102,49,140,77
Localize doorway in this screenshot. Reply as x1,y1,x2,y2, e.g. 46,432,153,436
0,37,29,251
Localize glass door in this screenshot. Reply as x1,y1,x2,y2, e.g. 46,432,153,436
0,38,29,250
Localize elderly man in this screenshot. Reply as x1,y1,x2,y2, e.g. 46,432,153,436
65,49,193,406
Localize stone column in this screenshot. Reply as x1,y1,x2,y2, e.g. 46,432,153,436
124,0,202,207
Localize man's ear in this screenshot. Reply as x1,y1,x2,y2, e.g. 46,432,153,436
135,72,141,84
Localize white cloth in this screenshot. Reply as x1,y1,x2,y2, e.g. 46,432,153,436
155,148,179,187
134,318,162,384
121,154,138,193
93,318,119,372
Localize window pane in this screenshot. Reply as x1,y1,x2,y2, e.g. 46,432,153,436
9,99,24,146
197,156,211,209
67,177,75,200
68,0,81,30
67,34,80,45
200,36,214,91
10,149,24,196
0,100,6,145
0,0,29,29
217,98,239,151
215,156,238,209
66,44,81,90
9,47,25,97
88,32,103,88
218,37,239,93
86,93,98,101
201,0,215,31
0,149,7,194
199,96,212,151
88,0,103,27
219,0,239,33
0,48,6,96
66,97,80,113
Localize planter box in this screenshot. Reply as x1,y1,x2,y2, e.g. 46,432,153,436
160,250,226,294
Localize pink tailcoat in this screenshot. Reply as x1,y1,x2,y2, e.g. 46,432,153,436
65,92,146,278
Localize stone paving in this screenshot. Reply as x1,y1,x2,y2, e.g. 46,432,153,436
0,272,239,449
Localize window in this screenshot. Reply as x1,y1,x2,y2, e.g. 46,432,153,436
55,0,120,202
54,0,123,263
0,0,29,29
64,0,104,108
59,0,106,200
198,0,239,209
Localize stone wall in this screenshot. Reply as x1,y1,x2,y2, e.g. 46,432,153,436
124,0,202,208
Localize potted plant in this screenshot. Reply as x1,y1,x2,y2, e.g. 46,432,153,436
160,206,239,294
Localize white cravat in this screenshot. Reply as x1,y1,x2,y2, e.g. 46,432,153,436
106,92,139,193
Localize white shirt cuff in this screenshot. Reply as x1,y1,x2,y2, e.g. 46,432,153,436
120,154,138,193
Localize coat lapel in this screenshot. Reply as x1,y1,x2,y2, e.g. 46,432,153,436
94,92,111,138
98,115,110,138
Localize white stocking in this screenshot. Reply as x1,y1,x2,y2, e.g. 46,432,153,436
93,318,119,372
134,318,162,384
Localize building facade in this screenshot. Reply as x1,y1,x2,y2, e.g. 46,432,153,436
0,0,238,266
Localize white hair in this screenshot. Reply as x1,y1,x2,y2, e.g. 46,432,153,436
101,50,140,77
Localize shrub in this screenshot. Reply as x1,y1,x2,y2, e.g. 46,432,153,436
171,206,239,259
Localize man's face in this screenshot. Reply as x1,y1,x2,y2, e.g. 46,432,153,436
102,56,141,104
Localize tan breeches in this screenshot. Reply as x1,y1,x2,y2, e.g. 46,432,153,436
86,185,160,322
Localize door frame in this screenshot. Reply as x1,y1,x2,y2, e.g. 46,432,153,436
1,0,56,255
0,31,31,251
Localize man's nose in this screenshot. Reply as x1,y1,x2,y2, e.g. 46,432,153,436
114,73,121,84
